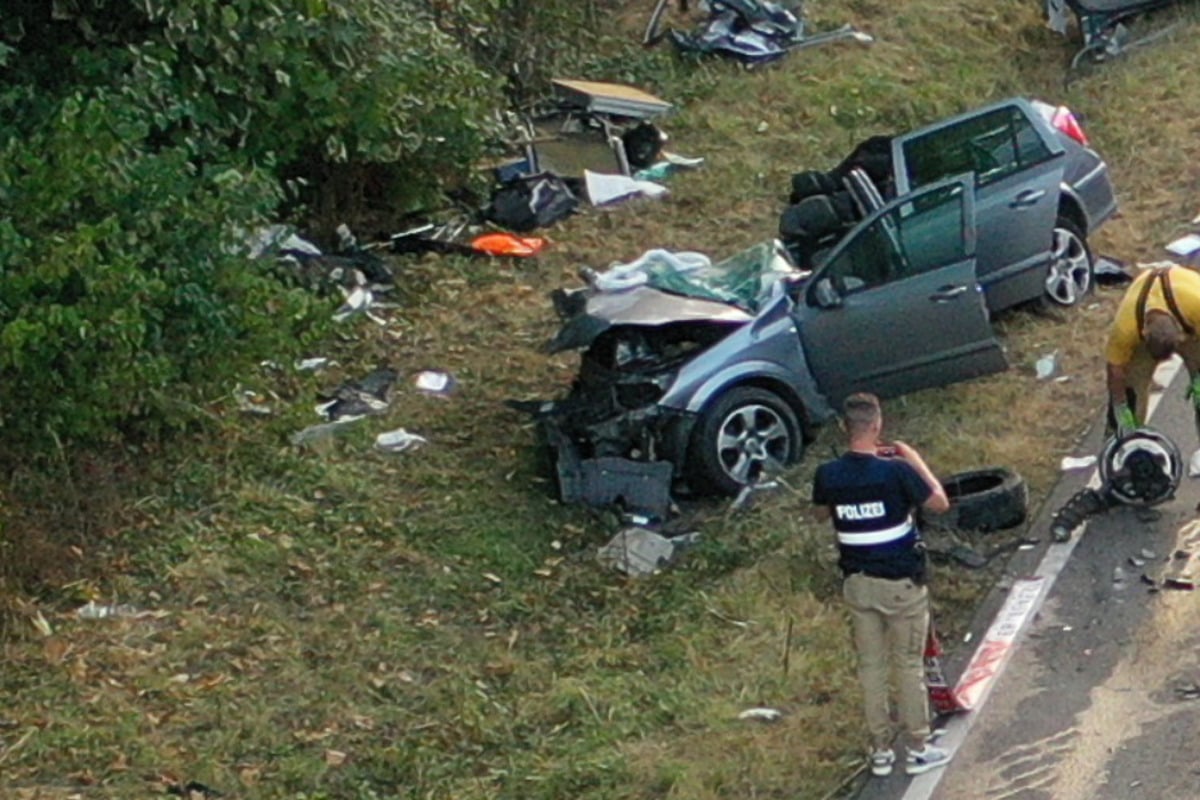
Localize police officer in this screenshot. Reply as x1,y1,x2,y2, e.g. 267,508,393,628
811,392,952,778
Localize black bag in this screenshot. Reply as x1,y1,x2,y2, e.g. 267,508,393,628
486,172,579,232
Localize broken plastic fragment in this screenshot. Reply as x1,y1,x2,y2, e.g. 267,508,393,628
374,429,427,453
414,370,458,397
1035,351,1059,380
76,601,148,620
1060,455,1097,471
583,170,669,206
737,707,782,722
332,285,381,323
295,357,331,371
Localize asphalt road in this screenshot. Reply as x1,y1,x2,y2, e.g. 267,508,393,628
852,359,1200,800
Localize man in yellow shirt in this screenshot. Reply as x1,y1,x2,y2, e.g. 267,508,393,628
1105,265,1200,436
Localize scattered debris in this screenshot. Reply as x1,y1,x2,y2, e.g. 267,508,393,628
469,232,547,257
166,781,223,799
1129,555,1146,568
1174,682,1200,700
374,428,427,454
1190,447,1200,478
295,357,332,371
1051,428,1181,540
332,284,386,324
1093,254,1133,284
75,602,151,620
647,0,871,65
926,626,969,715
235,387,273,416
1166,233,1200,266
1140,547,1157,560
1048,0,1187,68
317,368,397,422
1035,350,1060,380
596,526,700,576
414,370,459,397
1113,565,1129,591
737,707,782,722
485,172,580,233
727,479,781,515
1060,455,1098,471
584,169,669,206
587,249,711,292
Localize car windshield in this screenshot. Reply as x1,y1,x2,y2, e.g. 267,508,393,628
641,241,801,313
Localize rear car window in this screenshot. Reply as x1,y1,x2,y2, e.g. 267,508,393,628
902,106,1053,189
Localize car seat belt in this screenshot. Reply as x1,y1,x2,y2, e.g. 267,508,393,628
1136,267,1195,337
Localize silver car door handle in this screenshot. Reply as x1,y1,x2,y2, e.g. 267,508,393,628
1009,189,1046,208
930,285,968,302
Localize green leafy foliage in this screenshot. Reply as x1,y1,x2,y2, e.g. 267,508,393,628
0,0,518,448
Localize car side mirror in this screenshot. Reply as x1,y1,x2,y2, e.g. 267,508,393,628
812,277,843,309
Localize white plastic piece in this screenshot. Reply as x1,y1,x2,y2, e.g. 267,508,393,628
1060,455,1097,471
1189,448,1200,478
592,249,711,292
584,170,669,206
737,707,782,722
375,428,428,453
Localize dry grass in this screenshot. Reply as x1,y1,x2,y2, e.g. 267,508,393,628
3,1,1200,798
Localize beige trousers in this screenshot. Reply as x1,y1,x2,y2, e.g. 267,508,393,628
843,572,930,750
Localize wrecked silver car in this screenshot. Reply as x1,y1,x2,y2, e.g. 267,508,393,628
521,176,1007,509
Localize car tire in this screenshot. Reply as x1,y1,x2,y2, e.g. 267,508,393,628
687,387,802,496
924,467,1028,533
1044,216,1093,307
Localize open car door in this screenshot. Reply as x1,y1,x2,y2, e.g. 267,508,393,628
797,175,1008,404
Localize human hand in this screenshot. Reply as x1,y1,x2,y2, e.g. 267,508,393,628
1113,403,1138,437
1189,374,1200,410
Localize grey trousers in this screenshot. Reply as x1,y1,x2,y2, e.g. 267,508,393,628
843,572,931,750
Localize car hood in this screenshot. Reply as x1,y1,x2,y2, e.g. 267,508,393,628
548,240,805,352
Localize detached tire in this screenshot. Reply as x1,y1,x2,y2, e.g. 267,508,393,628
926,468,1028,533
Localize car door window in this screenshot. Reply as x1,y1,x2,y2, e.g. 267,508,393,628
902,106,1052,189
821,181,967,293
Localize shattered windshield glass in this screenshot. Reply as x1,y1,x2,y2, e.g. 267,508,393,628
641,241,801,313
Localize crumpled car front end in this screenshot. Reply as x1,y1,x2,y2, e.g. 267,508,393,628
515,242,807,516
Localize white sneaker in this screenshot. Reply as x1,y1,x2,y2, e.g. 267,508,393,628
905,744,951,775
869,748,895,777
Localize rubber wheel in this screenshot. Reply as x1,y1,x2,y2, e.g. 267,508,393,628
687,387,802,496
925,467,1028,533
1044,216,1093,307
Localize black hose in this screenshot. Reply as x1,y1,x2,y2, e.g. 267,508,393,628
1050,487,1115,543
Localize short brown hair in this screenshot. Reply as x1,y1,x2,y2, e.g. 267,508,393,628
843,392,881,436
1144,311,1184,361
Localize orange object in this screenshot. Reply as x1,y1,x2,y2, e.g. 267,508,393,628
471,233,547,257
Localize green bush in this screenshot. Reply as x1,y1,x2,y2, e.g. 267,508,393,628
0,0,508,448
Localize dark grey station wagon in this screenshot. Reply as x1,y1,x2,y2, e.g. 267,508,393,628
529,98,1118,500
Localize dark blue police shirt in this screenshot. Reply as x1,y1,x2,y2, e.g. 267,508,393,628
811,451,933,581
